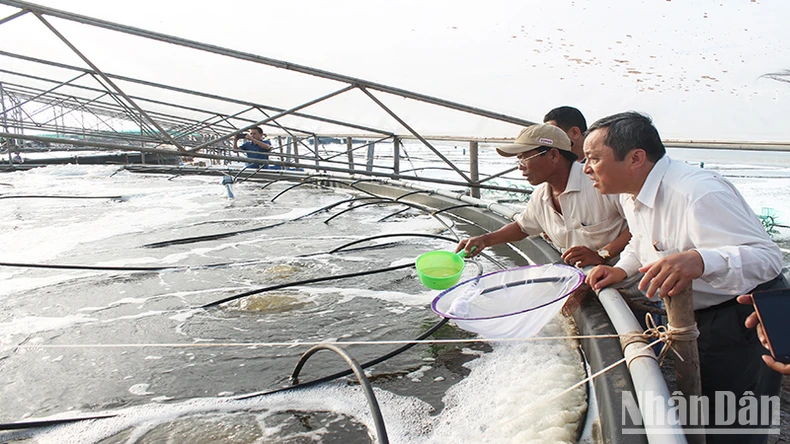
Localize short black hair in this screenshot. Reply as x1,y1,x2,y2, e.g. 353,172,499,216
544,106,587,133
532,146,577,162
250,126,264,135
586,111,665,162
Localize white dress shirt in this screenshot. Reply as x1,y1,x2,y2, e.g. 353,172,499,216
615,156,782,310
514,161,627,252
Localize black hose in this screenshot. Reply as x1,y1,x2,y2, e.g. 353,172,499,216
200,263,415,308
325,232,509,270
393,189,433,201
323,199,458,239
0,260,270,273
431,203,476,216
231,164,254,182
271,178,340,202
399,166,471,175
141,196,381,249
143,221,287,248
234,317,450,401
270,181,325,202
271,177,381,202
0,414,118,431
0,195,123,200
296,241,405,258
290,344,389,444
327,233,459,254
0,261,175,272
377,207,410,222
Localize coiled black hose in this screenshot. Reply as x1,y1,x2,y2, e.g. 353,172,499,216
290,344,389,444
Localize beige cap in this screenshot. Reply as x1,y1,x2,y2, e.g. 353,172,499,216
496,124,574,158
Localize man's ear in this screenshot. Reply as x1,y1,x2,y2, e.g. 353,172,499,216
628,148,648,169
569,126,583,140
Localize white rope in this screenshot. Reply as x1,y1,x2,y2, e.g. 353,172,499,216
9,334,623,350
8,315,696,352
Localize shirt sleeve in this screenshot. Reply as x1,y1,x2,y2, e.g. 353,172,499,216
513,196,543,236
614,240,642,277
689,186,783,292
613,194,642,277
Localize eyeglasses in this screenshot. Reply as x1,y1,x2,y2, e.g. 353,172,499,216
516,149,549,167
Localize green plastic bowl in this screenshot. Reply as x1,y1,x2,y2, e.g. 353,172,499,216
416,250,468,290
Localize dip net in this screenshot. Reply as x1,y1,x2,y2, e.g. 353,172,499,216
431,264,584,338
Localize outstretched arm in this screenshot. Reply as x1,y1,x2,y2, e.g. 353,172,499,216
455,222,528,257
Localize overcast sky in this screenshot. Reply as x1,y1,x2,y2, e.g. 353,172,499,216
3,0,789,142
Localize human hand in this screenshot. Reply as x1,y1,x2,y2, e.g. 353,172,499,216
585,265,627,291
455,236,486,257
736,294,790,375
562,246,605,268
761,354,790,374
638,250,703,298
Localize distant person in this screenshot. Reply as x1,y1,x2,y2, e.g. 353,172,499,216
234,127,272,168
455,124,630,269
544,106,587,161
736,294,790,375
583,111,785,443
12,152,22,163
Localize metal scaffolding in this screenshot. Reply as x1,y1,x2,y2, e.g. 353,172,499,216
0,0,540,198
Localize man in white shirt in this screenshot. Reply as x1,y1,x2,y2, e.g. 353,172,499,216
584,111,784,443
456,124,630,268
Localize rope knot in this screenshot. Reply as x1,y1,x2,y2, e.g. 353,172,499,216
642,313,700,364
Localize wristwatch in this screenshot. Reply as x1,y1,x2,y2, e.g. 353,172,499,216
597,249,611,260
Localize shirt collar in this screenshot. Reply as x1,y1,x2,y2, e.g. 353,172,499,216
564,161,583,193
635,155,670,209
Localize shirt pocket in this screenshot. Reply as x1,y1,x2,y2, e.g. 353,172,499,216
645,243,680,263
577,219,621,248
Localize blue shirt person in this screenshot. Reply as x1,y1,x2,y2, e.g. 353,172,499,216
234,126,272,168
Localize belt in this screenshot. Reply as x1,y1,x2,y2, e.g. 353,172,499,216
694,274,786,315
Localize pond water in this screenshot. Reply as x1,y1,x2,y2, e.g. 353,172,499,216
2,141,789,443
0,163,586,443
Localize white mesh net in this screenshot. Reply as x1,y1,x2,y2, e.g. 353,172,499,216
431,264,583,338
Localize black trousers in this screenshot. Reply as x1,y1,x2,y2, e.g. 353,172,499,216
695,276,786,444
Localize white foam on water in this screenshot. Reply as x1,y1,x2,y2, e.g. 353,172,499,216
22,384,431,444
376,215,453,235
0,165,232,264
128,384,154,396
298,285,435,307
0,271,96,298
0,314,96,346
255,206,327,220
423,317,587,444
22,316,585,444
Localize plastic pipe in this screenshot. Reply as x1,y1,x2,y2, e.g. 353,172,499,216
597,287,687,444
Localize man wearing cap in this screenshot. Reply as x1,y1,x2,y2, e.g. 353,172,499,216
455,124,630,269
